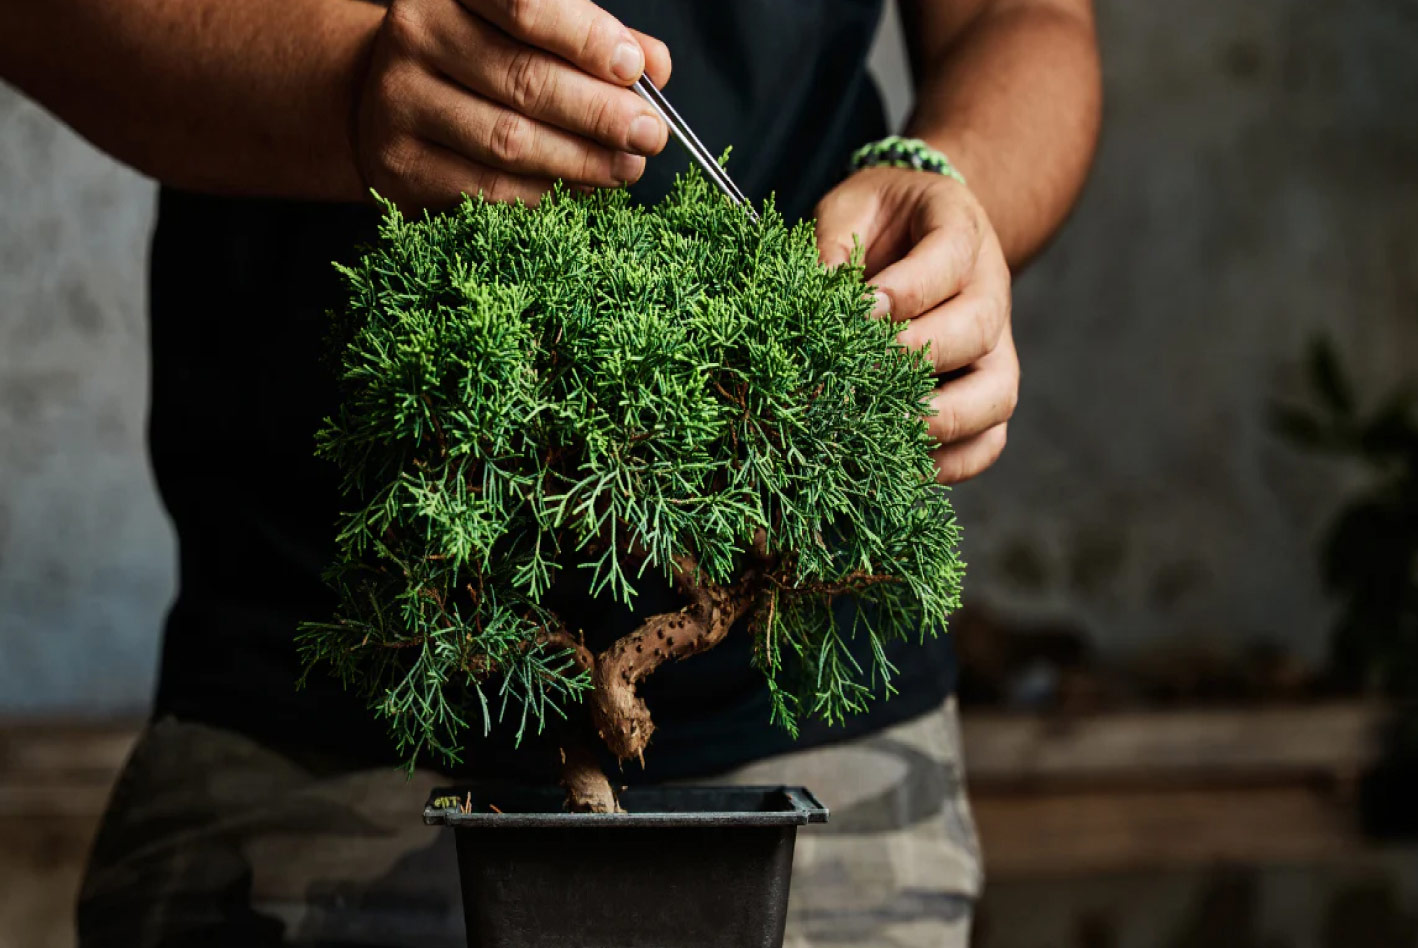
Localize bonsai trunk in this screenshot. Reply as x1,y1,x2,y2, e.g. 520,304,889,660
539,625,622,813
550,552,765,812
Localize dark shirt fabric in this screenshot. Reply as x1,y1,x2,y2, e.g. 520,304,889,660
148,0,956,783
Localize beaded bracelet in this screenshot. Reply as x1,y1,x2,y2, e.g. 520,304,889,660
848,136,966,185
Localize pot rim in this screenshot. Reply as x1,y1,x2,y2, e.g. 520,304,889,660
424,784,829,828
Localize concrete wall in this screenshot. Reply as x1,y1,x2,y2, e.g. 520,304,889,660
0,89,169,714
875,0,1418,667
1,0,1414,713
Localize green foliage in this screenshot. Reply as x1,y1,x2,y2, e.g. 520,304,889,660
299,168,964,768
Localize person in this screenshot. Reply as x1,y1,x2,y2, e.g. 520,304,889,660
2,0,1099,944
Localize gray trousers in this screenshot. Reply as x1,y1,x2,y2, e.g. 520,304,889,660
77,700,982,947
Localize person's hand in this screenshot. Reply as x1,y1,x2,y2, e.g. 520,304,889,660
354,0,672,210
816,167,1017,484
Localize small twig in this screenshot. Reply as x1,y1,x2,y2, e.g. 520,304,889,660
359,636,429,651
762,570,901,596
420,393,449,458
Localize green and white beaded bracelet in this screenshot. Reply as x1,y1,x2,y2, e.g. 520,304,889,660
848,136,966,185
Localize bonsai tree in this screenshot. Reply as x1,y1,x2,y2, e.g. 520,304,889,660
299,167,964,812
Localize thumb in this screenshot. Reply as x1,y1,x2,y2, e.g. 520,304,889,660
814,184,880,269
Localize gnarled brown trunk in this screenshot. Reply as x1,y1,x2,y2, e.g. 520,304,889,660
547,546,770,810
589,554,762,764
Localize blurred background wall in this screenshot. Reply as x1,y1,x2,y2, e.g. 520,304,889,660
0,88,168,715
3,0,1415,715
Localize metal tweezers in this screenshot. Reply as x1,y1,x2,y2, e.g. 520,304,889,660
632,78,759,222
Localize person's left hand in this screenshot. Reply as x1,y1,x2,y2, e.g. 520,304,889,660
816,166,1017,484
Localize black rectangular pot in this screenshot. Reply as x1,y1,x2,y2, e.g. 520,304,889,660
424,784,828,948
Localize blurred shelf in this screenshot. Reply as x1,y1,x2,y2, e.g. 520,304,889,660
959,701,1389,878
960,701,1383,790
0,701,1391,883
0,719,141,816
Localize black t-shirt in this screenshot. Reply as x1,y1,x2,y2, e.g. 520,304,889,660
148,0,956,782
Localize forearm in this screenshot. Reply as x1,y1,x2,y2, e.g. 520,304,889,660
901,0,1101,266
0,0,381,202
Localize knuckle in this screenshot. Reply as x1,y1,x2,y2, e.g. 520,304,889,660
383,0,424,49
972,308,996,359
931,399,962,445
960,197,985,244
489,110,533,165
486,178,516,203
576,20,600,65
578,148,610,185
824,241,855,266
503,0,541,34
371,66,408,112
901,278,927,320
576,11,621,68
507,48,554,113
463,167,500,203
374,136,419,180
935,452,969,485
586,93,621,144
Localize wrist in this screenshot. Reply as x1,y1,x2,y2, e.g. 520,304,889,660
335,7,384,204
848,135,966,185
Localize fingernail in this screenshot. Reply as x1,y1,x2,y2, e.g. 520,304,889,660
870,291,891,319
612,151,645,183
610,42,644,82
628,113,663,154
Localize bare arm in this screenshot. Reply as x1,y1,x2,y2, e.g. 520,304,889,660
1,0,381,201
899,0,1102,266
0,0,672,208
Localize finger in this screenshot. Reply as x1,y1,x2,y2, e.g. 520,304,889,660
930,424,1009,485
423,14,668,155
869,189,983,321
922,338,1019,445
628,28,672,87
813,186,882,269
386,137,555,210
898,277,1011,373
417,78,645,185
462,0,649,85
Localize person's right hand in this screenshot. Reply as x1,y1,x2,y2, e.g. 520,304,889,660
354,0,672,210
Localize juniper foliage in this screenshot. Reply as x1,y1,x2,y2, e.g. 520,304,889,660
298,168,965,769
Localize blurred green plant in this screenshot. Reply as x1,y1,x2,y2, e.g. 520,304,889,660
1271,337,1418,696
1271,335,1418,835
